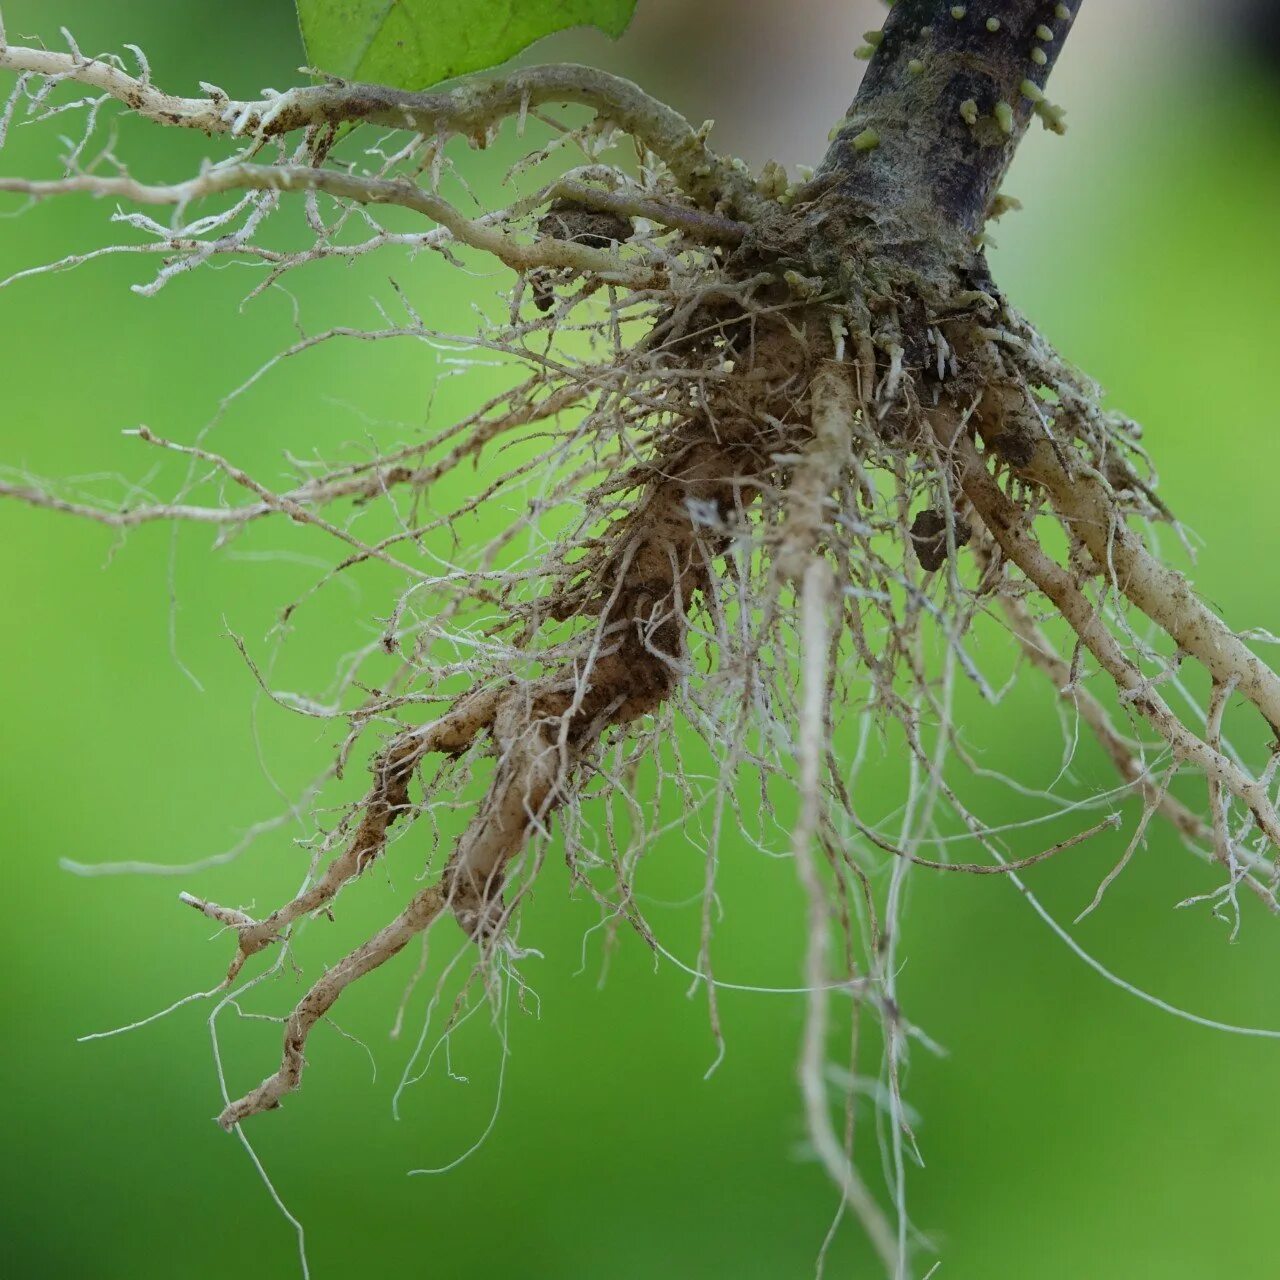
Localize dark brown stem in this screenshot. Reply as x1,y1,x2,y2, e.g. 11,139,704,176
802,0,1082,287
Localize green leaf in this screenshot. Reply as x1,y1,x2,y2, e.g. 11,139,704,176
296,0,637,91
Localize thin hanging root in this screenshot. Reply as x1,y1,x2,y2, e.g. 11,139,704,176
948,426,1280,862
992,587,1280,910
1076,771,1173,924
793,560,898,1274
219,881,448,1129
898,814,1122,876
993,585,1213,846
184,684,504,982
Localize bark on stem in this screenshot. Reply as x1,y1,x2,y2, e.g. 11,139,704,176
799,1,1082,291
829,0,1080,237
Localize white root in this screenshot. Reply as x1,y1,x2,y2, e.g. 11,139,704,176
1012,412,1280,730
0,165,665,286
0,43,762,214
794,560,899,1274
951,429,1280,854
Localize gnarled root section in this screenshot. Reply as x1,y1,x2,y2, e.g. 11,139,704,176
214,310,818,1126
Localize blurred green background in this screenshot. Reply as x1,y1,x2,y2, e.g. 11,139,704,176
1,2,1278,1277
